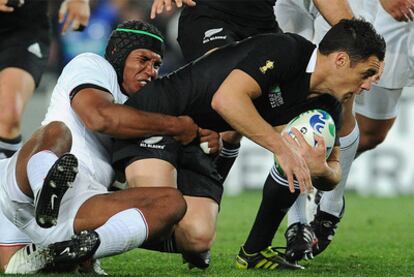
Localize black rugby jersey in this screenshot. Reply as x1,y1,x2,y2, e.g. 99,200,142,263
125,33,342,133
185,0,277,29
0,0,49,33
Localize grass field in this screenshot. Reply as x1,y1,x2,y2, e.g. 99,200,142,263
4,192,414,276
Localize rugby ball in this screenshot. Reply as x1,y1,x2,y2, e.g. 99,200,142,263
274,109,336,175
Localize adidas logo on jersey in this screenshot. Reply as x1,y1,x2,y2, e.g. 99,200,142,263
203,28,227,44
27,43,43,58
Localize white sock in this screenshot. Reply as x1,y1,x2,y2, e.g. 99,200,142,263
26,150,58,197
287,193,309,226
320,124,359,217
93,209,148,259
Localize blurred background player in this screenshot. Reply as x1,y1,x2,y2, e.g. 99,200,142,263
276,0,414,262
0,0,90,270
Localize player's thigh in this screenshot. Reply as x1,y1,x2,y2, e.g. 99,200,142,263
355,86,401,143
117,136,180,188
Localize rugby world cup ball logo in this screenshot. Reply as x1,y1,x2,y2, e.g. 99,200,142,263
309,110,329,134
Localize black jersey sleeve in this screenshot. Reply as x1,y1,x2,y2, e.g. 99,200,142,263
234,34,305,94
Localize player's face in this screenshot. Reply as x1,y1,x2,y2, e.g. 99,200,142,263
122,49,162,95
332,55,383,102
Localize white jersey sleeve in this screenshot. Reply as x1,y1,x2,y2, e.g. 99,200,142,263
42,53,127,187
57,53,125,102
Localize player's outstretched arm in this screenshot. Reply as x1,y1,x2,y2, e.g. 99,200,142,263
380,0,414,21
59,0,90,34
211,69,312,193
150,0,196,19
313,0,354,25
71,87,198,144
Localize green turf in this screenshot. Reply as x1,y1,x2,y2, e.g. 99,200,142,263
3,192,414,276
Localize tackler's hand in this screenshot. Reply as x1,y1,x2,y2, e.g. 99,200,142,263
198,128,221,155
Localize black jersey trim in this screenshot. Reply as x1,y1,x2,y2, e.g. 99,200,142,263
69,84,111,101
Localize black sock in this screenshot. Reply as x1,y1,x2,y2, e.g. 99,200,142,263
215,140,240,181
142,232,179,253
243,173,299,254
0,135,22,159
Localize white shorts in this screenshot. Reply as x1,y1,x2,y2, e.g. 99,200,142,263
0,154,108,247
354,85,402,120
0,208,30,246
374,5,414,88
274,0,318,41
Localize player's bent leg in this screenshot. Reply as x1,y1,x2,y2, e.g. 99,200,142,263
74,187,186,250
0,68,35,139
356,115,396,153
175,196,218,269
354,86,402,154
175,196,218,253
15,121,73,198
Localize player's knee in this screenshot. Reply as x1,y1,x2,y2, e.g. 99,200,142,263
41,121,73,153
359,132,386,152
0,105,21,132
178,219,215,252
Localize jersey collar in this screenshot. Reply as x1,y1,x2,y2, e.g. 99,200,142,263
306,48,318,73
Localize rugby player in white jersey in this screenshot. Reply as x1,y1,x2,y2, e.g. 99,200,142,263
276,0,413,262
0,20,209,274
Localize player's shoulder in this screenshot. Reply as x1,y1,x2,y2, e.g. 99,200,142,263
249,33,315,58
68,53,112,69
61,53,116,79
252,32,312,46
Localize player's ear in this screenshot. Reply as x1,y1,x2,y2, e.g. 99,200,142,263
335,52,349,68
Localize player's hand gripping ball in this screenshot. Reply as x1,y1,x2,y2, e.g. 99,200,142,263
275,109,336,175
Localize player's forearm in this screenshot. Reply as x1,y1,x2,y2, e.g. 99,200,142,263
94,104,188,139
212,90,285,154
313,0,354,25
312,147,342,191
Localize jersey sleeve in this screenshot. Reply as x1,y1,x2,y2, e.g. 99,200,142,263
235,35,303,93
58,53,117,99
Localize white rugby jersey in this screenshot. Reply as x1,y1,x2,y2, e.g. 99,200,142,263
42,53,128,187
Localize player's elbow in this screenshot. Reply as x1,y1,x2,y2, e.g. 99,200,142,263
211,91,228,114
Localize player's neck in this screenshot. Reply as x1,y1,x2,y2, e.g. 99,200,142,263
309,53,334,96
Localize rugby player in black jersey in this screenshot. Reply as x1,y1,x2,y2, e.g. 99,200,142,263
150,0,355,268
112,19,385,270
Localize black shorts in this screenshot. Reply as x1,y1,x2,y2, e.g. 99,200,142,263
0,28,50,87
112,136,224,204
178,5,281,62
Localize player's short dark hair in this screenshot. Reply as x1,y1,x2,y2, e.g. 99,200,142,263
319,18,386,65
105,20,165,84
